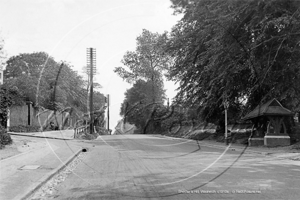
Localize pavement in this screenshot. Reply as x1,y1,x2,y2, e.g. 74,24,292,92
0,130,83,200
0,131,299,200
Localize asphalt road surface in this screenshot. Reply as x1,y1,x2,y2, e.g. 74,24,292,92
49,135,300,200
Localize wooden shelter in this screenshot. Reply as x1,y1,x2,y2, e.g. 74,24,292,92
242,98,293,147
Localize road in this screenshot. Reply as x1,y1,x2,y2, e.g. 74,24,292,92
47,134,300,200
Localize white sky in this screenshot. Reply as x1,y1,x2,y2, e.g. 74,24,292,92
0,0,181,129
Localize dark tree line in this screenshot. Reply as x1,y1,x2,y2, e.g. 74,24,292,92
165,0,300,126
115,30,169,133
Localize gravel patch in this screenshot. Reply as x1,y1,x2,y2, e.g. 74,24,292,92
28,152,86,200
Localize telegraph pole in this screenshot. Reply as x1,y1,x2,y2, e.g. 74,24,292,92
87,48,96,134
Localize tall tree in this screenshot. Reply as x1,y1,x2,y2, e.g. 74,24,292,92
166,0,300,124
5,52,59,106
114,29,170,103
120,79,165,133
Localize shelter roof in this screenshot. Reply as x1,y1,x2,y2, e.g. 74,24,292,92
242,98,293,121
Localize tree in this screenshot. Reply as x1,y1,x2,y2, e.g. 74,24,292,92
0,37,14,148
5,52,60,106
115,29,171,133
120,79,165,133
51,62,87,111
4,52,106,114
0,85,21,126
114,29,170,103
0,87,12,128
166,0,300,125
93,91,106,111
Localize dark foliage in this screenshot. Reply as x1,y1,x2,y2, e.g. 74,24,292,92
166,0,300,127
0,125,12,149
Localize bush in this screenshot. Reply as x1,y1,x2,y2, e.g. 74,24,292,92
0,126,12,149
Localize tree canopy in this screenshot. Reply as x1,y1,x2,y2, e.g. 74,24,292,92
165,0,300,124
115,29,170,84
115,29,171,133
115,29,171,103
120,79,165,132
4,52,105,112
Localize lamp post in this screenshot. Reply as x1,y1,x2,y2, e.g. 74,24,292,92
223,98,229,145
